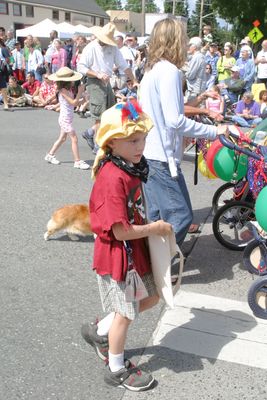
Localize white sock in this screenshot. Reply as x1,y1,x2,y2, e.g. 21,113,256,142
108,351,124,372
97,312,115,336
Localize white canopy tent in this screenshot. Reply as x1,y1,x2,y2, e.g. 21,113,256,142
16,18,58,38
57,22,76,39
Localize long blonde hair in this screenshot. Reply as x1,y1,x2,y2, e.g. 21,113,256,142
146,18,188,70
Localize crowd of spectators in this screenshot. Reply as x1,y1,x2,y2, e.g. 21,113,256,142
0,23,267,128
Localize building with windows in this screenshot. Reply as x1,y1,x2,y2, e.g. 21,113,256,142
0,0,108,32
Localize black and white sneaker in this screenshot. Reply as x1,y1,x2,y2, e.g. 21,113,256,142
81,322,109,361
104,359,155,392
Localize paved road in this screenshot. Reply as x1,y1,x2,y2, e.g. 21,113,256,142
1,108,266,400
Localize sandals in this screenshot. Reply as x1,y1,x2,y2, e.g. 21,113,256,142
188,224,200,234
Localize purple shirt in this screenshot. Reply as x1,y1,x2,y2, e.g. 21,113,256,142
235,100,261,116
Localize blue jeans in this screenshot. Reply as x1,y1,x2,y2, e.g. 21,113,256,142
144,160,193,246
231,116,262,127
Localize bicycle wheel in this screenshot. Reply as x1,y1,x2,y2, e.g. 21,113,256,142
248,277,267,319
212,182,235,213
212,200,255,251
243,239,267,275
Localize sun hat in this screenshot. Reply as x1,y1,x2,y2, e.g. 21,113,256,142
48,67,82,82
91,22,117,46
92,101,153,179
240,39,248,45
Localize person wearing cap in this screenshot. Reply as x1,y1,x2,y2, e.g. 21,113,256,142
218,65,245,104
139,18,229,248
236,45,255,92
44,67,90,169
255,40,267,87
185,36,207,101
234,38,254,60
77,22,136,151
81,101,172,391
115,78,137,102
231,91,262,127
205,43,219,79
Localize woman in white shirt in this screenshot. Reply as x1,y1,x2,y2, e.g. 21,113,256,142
140,18,228,246
27,45,44,82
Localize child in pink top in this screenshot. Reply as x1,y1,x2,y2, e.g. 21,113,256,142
44,67,89,169
205,85,224,114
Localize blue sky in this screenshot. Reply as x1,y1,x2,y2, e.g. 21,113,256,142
155,0,196,13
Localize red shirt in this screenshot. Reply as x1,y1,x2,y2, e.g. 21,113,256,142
90,161,151,282
22,80,41,95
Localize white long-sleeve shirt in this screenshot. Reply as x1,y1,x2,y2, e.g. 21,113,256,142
140,60,217,164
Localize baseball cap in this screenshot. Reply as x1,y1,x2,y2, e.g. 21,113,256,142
231,66,240,72
209,42,218,47
240,39,248,45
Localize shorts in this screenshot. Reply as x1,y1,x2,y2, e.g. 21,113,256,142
97,272,157,320
86,77,115,122
58,117,74,133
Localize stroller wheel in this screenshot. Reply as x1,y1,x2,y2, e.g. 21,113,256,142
248,277,267,319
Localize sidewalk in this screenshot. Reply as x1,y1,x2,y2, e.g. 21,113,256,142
122,159,267,400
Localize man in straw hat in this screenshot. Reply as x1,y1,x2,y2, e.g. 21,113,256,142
77,22,136,151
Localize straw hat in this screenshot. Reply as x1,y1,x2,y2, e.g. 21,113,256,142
48,67,82,82
92,22,117,46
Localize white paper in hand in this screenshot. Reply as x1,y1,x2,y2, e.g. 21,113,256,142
148,232,184,309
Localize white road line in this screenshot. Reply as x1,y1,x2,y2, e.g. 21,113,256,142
153,290,267,369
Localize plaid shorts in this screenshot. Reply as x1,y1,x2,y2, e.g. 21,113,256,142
97,272,157,320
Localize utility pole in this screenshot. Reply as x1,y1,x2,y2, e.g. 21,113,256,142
199,0,204,37
172,0,176,15
141,0,146,36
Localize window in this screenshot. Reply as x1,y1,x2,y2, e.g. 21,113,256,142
13,3,22,16
91,16,96,25
0,1,8,14
100,18,104,27
26,5,34,18
52,10,59,20
65,12,71,22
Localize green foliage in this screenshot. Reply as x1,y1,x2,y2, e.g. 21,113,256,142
124,0,158,13
211,0,267,41
163,0,189,17
188,0,218,37
95,0,122,11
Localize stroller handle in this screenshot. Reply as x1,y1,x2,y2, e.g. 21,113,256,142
218,132,262,161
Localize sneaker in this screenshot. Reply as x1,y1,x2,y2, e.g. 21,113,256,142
74,160,90,170
82,128,95,150
44,154,60,165
81,322,109,361
104,359,155,392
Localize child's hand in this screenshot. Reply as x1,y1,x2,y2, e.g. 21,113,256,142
78,84,85,93
151,220,173,236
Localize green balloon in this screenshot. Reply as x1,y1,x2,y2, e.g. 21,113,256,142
213,147,248,182
255,186,267,232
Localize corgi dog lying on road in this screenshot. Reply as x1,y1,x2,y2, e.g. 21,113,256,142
44,204,92,241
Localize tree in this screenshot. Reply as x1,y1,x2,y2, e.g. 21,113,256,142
211,0,267,43
188,0,218,38
125,0,158,13
95,0,122,11
163,0,189,17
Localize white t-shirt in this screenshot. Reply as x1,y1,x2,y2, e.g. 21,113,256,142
140,60,216,164
257,50,267,79
77,39,128,77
